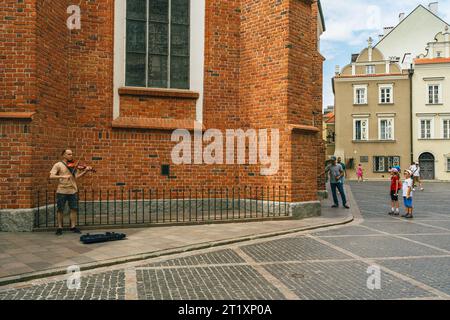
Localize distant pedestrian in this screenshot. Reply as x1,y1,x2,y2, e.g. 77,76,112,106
402,170,414,219
356,164,364,182
337,157,347,184
411,161,424,191
389,168,401,216
325,156,350,209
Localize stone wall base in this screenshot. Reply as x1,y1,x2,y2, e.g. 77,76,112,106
0,199,322,232
317,190,328,200
290,201,322,220
0,209,35,232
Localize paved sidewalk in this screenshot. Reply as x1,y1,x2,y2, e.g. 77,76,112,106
0,188,354,286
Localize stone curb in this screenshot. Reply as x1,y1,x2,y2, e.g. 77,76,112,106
0,214,354,287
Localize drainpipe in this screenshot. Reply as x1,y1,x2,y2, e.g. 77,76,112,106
408,65,414,164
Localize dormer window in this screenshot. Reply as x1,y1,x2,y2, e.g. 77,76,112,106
366,65,375,75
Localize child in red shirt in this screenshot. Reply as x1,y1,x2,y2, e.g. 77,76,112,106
389,168,402,215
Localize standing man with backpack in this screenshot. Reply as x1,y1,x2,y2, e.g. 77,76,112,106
326,156,350,209
49,150,94,236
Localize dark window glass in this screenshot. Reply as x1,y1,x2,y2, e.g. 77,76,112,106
127,0,147,20
148,23,169,55
171,0,190,25
148,54,168,88
355,121,361,140
126,53,146,87
149,0,169,23
126,21,146,53
170,56,189,89
125,0,190,89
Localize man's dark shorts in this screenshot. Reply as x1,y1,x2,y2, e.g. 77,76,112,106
56,193,78,212
390,190,399,201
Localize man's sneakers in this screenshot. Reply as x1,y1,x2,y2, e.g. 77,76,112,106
332,204,350,209
401,214,414,219
70,227,82,234
56,227,82,236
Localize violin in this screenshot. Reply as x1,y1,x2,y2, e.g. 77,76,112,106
67,160,96,173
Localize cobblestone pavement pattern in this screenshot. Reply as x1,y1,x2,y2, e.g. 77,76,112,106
1,182,449,300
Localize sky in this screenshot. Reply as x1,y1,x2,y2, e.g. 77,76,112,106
321,0,450,110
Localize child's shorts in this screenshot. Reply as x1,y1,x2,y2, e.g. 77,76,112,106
403,196,413,208
390,190,399,201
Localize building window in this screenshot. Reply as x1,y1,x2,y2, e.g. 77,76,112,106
443,119,450,139
366,65,375,75
353,119,369,141
379,118,394,140
428,84,441,104
125,0,190,89
354,85,367,105
379,85,393,104
447,158,450,172
420,119,433,139
373,156,400,173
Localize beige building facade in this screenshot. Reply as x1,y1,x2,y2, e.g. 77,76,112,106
323,111,335,157
413,28,450,181
334,40,412,180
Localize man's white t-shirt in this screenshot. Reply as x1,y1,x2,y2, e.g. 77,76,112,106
402,178,414,197
413,166,420,177
409,164,420,177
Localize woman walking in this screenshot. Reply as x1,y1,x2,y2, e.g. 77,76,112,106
356,164,364,182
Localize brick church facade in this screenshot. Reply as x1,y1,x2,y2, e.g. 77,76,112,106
0,0,326,228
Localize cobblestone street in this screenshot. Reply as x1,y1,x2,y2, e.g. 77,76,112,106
1,182,449,300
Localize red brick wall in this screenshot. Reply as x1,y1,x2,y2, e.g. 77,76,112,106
0,121,33,208
311,1,327,191
0,0,38,209
119,94,197,120
31,0,72,198
0,0,38,113
0,0,325,209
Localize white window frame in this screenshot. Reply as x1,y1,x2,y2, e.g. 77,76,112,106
354,85,368,105
447,157,450,172
378,117,395,140
366,65,375,75
419,118,434,139
373,156,385,172
427,84,442,105
442,118,450,139
379,84,393,104
113,0,206,121
353,118,369,141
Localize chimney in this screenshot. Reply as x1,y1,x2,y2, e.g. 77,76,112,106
399,13,405,22
429,2,438,15
335,65,340,75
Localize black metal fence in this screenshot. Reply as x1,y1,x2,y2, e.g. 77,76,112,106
34,186,289,229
